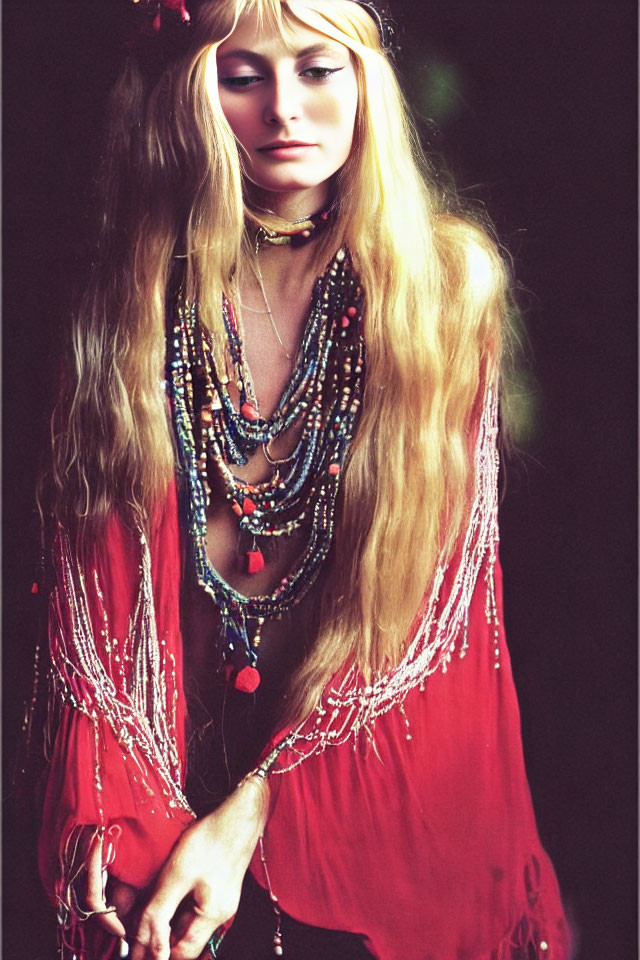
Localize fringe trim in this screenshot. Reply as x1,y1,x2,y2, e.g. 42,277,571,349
47,527,191,816
268,384,501,773
46,527,194,953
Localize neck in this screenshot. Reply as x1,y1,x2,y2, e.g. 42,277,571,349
249,183,331,224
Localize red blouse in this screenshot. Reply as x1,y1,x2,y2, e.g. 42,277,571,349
39,424,572,960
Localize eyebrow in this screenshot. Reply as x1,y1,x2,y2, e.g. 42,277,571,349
217,43,338,63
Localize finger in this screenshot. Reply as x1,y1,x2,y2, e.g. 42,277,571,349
85,829,127,938
169,906,220,960
130,907,174,960
94,909,127,939
85,829,106,911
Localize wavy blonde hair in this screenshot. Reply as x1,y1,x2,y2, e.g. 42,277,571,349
52,0,508,719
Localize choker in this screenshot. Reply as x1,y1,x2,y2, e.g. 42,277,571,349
254,205,336,249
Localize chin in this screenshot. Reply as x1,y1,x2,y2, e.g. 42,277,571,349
247,165,335,195
250,177,324,194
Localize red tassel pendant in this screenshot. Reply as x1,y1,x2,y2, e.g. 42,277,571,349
246,549,265,574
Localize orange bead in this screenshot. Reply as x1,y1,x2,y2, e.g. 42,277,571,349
240,402,259,422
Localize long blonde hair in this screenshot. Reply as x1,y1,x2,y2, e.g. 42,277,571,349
52,0,508,719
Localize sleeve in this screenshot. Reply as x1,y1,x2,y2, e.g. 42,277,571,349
38,481,195,946
247,386,573,960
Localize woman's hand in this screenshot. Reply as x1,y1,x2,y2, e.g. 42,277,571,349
129,776,269,960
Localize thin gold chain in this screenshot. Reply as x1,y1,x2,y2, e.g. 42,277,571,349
253,236,293,361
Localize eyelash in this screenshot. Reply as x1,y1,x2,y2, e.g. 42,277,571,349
220,66,343,88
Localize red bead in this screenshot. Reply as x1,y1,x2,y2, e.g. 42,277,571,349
341,316,350,328
243,497,256,515
30,581,39,595
235,665,261,693
328,463,340,476
240,402,259,422
347,306,357,317
246,549,265,574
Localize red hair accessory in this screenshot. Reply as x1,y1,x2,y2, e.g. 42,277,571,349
132,0,190,31
131,0,394,51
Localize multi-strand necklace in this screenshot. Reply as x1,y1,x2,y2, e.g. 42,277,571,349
167,238,365,692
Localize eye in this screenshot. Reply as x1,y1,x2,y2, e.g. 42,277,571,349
219,75,263,89
301,66,343,81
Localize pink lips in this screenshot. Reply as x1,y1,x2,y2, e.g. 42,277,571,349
258,140,317,159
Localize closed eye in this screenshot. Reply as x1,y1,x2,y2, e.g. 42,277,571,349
219,75,263,88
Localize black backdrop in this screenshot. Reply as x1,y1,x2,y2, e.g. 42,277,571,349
3,2,637,958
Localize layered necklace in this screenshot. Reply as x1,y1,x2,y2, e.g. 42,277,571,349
167,223,365,692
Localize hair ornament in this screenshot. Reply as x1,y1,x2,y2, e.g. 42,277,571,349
132,0,191,31
354,0,396,54
130,0,396,53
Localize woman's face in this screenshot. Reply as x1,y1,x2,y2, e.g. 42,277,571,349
213,10,358,211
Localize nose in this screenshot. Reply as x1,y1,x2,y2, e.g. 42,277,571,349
263,73,301,125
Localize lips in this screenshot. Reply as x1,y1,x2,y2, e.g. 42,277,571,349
256,141,318,162
258,140,316,151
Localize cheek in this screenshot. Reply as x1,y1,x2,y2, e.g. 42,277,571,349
313,88,358,155
218,94,255,147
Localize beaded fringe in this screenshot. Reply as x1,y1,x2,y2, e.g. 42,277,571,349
47,528,193,953
48,528,190,812
266,384,501,773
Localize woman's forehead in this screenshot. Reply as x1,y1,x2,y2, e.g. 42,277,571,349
217,8,345,59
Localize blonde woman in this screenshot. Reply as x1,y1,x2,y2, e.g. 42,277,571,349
38,1,572,958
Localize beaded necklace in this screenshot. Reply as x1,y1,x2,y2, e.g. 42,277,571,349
167,246,365,691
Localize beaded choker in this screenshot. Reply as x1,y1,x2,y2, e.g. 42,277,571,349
253,205,335,248
167,248,365,691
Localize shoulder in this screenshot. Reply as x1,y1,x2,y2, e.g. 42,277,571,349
434,214,506,304
429,215,507,391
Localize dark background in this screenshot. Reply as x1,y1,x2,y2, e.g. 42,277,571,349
3,1,637,957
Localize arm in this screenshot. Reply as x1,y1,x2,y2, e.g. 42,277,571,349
39,483,195,955
127,775,268,960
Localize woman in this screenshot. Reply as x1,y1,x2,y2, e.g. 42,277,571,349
38,0,572,958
